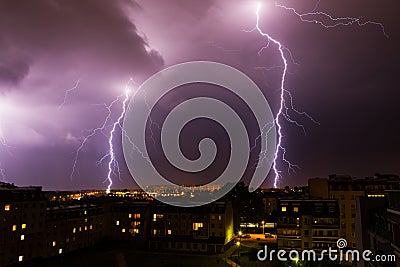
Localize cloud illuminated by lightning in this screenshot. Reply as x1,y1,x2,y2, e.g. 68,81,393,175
248,2,387,188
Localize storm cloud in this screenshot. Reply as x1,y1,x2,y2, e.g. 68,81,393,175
0,0,398,190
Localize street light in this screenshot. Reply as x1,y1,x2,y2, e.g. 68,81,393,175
235,230,242,266
261,221,265,235
236,241,241,266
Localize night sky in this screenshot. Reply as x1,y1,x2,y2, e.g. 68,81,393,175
0,0,399,190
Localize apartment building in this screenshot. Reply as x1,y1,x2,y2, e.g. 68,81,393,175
45,204,105,257
366,190,400,266
148,201,234,254
277,198,340,254
0,182,236,266
0,183,46,266
309,174,400,248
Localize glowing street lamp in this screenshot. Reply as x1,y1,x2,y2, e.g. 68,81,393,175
236,241,241,266
261,220,265,235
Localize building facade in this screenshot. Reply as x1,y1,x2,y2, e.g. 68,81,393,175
0,183,46,266
0,183,235,266
366,190,400,267
147,201,234,254
309,174,400,248
277,199,340,254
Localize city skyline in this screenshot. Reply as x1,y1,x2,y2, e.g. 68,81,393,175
0,0,399,191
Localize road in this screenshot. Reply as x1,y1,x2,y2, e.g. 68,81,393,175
237,234,277,249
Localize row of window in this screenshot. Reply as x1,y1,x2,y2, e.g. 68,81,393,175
11,223,27,231
281,206,336,213
152,213,222,221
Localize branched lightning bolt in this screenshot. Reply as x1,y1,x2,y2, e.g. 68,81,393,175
68,78,160,193
70,79,134,193
249,2,387,188
250,4,293,188
275,3,388,38
103,81,132,193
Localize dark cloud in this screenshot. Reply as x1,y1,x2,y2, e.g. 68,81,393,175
0,54,31,86
0,0,164,85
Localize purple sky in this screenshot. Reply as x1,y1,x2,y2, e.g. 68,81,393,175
0,0,399,190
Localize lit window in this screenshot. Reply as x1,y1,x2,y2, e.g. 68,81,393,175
218,215,222,221
128,214,132,218
12,225,17,231
84,210,87,215
84,226,88,231
21,235,25,241
18,256,23,262
168,229,172,235
73,228,76,233
52,241,56,247
4,204,10,211
134,214,141,219
122,228,126,233
133,229,139,234
79,227,82,232
193,223,203,230
21,224,26,229
116,220,120,226
282,207,287,212
90,225,93,230
84,218,88,223
59,248,63,254
293,207,299,212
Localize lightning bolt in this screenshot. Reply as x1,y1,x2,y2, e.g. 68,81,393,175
0,163,5,182
249,4,292,188
250,2,386,188
0,129,12,182
102,81,132,193
68,78,161,193
59,79,81,109
70,79,134,193
275,3,388,38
